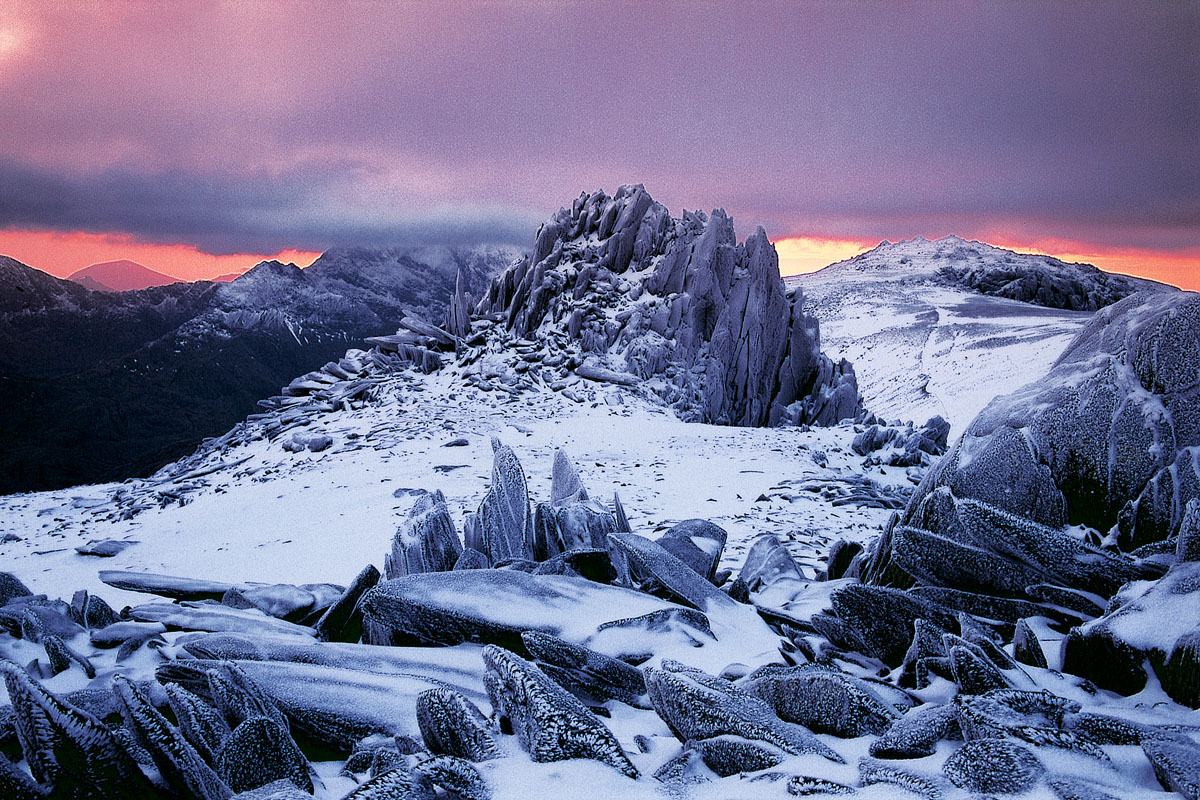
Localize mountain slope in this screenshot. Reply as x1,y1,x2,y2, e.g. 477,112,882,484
790,235,1177,432
0,246,520,493
67,259,181,291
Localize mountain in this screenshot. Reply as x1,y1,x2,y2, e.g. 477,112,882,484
0,245,520,493
1,219,1198,800
789,235,1177,432
67,259,181,291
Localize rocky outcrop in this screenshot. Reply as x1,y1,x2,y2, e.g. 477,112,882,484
471,185,865,428
852,291,1197,645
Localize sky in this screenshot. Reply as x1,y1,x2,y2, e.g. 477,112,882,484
0,1,1196,286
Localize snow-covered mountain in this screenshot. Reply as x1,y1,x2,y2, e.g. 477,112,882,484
1,230,1197,800
67,259,182,291
0,246,520,493
790,235,1177,432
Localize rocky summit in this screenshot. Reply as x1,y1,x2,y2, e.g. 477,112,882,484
1,189,1198,800
468,185,866,428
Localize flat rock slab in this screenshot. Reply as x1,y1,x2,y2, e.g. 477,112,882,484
128,601,315,638
100,570,235,601
74,539,138,557
362,569,686,652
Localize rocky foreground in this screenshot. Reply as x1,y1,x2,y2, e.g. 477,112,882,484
2,196,1199,798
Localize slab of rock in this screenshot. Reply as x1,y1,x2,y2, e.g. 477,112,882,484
645,661,842,762
483,644,638,777
656,519,727,583
361,569,685,653
743,664,900,738
313,564,379,643
99,570,236,601
385,490,463,579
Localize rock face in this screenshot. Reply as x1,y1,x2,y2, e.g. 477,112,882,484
854,291,1197,623
472,185,865,428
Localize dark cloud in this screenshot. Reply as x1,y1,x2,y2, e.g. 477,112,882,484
0,0,1195,254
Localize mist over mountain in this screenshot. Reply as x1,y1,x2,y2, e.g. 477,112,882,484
0,245,520,493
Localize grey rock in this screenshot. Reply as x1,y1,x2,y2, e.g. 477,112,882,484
942,739,1045,794
414,755,490,800
0,660,158,799
463,440,532,565
522,630,647,706
0,572,32,605
215,716,312,795
314,564,380,643
416,688,500,762
385,491,463,579
743,664,899,738
687,735,786,776
1142,735,1200,799
657,519,727,582
165,682,232,764
858,757,945,799
829,583,956,666
870,703,961,759
112,675,232,800
99,569,235,600
739,534,803,590
482,644,638,777
644,661,843,762
339,766,436,800
1013,619,1048,668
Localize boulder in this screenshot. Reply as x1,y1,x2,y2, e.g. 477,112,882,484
942,739,1045,794
482,645,638,777
385,491,463,579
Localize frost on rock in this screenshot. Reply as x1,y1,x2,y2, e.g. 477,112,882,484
464,439,532,565
0,660,158,799
742,663,900,738
385,490,463,579
471,186,866,428
482,644,639,777
214,716,312,795
416,688,501,762
941,738,1045,794
644,661,843,762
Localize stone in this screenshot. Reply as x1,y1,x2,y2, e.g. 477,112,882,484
656,519,727,582
0,572,32,605
1013,618,1048,668
522,630,646,706
829,583,956,666
463,440,532,565
858,757,945,799
0,660,158,799
644,662,842,762
416,688,500,762
414,755,490,800
385,491,463,578
339,767,435,800
743,664,899,738
215,717,312,794
1142,735,1200,799
942,739,1045,794
361,570,682,653
313,564,380,643
98,569,235,600
870,703,961,759
112,675,232,800
739,534,803,590
482,645,638,777
687,735,786,777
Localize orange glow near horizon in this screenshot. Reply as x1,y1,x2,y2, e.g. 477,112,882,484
773,234,1200,292
0,229,320,282
2,227,1196,292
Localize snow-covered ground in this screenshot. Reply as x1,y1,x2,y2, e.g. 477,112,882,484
791,237,1097,432
0,368,906,611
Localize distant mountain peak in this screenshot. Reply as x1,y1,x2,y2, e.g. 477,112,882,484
68,259,181,292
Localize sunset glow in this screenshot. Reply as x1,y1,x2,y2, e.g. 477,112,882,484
0,229,319,282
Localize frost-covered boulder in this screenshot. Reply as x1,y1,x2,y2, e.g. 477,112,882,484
656,519,727,583
385,490,463,579
482,645,639,777
942,739,1045,794
473,186,865,428
743,664,900,738
416,688,501,762
463,439,532,565
644,661,843,762
1063,560,1200,706
361,569,684,652
856,291,1199,614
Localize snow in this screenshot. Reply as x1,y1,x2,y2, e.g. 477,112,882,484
791,236,1100,433
0,371,902,609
